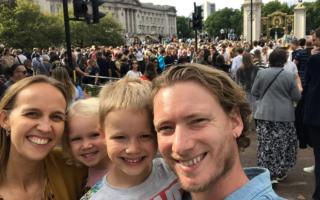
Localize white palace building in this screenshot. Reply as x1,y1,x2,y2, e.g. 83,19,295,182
32,0,177,40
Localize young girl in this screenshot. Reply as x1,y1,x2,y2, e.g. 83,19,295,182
63,98,110,190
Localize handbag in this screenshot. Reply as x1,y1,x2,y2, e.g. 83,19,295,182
260,69,284,100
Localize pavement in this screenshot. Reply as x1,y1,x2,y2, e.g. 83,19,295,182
240,131,315,200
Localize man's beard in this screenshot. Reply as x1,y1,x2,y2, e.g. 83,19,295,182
180,151,236,193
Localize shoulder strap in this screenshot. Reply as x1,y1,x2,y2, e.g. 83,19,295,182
260,69,284,100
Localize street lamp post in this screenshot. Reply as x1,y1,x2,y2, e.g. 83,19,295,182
250,0,253,49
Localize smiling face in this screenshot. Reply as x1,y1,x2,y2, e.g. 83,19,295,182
3,83,66,162
68,114,108,168
153,81,243,193
103,109,156,185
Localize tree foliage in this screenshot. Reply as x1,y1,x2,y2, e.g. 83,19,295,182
204,8,242,38
176,16,194,39
305,0,320,35
261,1,293,17
70,14,124,47
0,0,64,49
0,0,124,49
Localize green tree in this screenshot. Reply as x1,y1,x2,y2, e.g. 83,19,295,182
262,0,293,17
305,0,320,35
176,16,194,39
70,14,124,47
0,0,64,49
204,8,242,38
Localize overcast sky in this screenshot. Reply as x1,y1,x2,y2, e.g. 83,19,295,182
139,0,314,17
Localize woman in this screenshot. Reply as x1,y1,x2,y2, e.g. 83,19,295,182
253,49,266,69
0,76,87,199
126,60,142,78
51,66,82,103
251,48,301,185
236,52,260,114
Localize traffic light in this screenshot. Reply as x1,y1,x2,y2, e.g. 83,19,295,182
195,6,203,30
91,0,107,23
73,0,88,19
192,5,203,30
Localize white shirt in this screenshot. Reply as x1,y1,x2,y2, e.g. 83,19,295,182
230,54,243,78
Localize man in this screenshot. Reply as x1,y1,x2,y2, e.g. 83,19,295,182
152,63,284,200
294,39,313,87
302,27,320,200
230,47,244,79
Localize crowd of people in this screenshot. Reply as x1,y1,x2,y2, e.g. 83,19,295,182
0,27,320,199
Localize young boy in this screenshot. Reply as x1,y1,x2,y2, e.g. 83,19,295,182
81,78,181,200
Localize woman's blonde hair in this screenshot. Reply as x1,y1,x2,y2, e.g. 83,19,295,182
0,75,67,184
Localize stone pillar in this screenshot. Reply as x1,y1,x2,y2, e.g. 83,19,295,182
125,9,129,32
294,4,306,39
243,0,262,42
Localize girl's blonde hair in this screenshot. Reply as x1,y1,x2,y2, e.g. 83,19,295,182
62,98,99,164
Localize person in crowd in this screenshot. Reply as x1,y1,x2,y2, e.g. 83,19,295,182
157,48,166,73
135,48,145,74
253,49,266,69
283,48,303,92
76,56,89,84
261,46,270,65
41,54,52,76
164,47,176,67
96,52,109,84
4,63,27,89
251,48,301,186
140,62,157,81
83,59,99,85
215,54,230,73
250,40,262,55
23,59,33,77
289,39,302,62
1,48,15,70
14,49,27,65
236,52,260,114
82,78,181,199
301,27,320,200
105,51,117,79
51,66,80,103
208,45,219,67
152,63,283,199
0,75,87,200
126,60,142,78
177,49,190,64
294,39,313,88
63,98,110,193
230,47,244,78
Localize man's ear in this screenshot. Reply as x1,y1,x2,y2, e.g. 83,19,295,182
228,108,244,139
0,110,10,130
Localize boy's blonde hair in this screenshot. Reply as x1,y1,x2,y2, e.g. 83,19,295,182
99,77,152,128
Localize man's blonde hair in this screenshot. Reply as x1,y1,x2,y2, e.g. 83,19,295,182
99,77,152,127
152,63,251,150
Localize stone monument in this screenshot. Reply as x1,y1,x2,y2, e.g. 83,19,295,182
294,0,306,39
243,0,262,42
